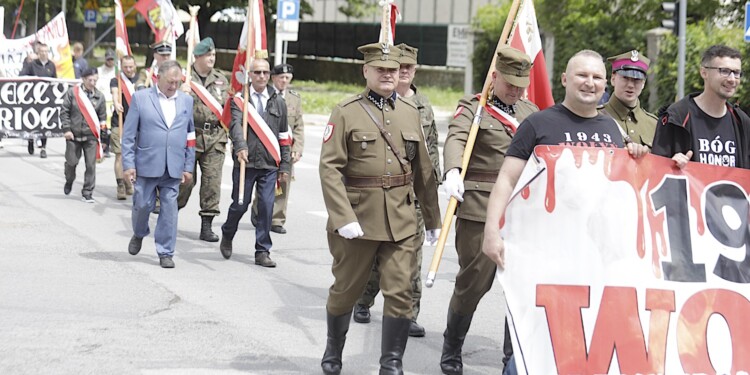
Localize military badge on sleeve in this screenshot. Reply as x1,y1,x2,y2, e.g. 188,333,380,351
323,122,335,143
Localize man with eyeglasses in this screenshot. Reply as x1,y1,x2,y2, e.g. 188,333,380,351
219,59,291,268
653,45,750,169
599,50,657,149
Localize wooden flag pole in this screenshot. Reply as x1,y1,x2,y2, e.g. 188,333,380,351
237,0,255,205
425,0,523,288
185,5,201,80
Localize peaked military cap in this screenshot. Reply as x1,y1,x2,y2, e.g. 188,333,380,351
271,63,294,75
495,45,532,88
358,43,402,69
608,50,650,80
193,37,215,56
150,41,172,55
396,43,418,65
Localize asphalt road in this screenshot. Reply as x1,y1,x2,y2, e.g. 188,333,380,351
0,115,507,375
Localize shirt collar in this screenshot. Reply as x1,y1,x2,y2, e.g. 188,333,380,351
490,95,516,116
608,96,640,122
367,89,397,110
157,86,178,100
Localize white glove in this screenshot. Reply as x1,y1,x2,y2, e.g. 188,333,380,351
443,168,464,202
425,228,440,246
337,222,364,239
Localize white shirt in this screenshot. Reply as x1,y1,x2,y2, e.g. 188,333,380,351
252,87,269,113
96,64,116,101
157,87,178,128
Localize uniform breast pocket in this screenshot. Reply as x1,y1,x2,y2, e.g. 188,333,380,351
350,131,378,158
401,130,420,161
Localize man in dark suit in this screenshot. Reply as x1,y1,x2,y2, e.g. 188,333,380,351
121,60,195,269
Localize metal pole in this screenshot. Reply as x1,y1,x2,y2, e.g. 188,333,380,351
61,0,65,18
34,0,38,33
676,0,686,99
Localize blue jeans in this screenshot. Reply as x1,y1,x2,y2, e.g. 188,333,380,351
222,167,277,253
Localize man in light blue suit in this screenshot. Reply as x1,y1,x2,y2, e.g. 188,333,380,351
122,60,196,269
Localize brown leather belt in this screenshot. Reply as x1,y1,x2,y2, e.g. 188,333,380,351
344,172,412,188
464,170,498,183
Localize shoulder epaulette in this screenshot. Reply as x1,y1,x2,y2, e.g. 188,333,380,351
340,94,363,107
398,96,418,110
287,89,300,97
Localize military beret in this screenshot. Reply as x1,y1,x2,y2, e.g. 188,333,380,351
358,43,402,69
150,41,172,55
193,37,215,56
395,43,418,65
105,49,116,60
81,67,98,78
608,50,650,80
271,63,294,75
495,46,532,88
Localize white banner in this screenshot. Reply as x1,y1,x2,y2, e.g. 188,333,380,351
0,13,74,79
501,145,750,374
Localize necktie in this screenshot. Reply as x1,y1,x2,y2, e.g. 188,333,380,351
254,92,264,116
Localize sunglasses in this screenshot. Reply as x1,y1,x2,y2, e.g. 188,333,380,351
252,70,271,75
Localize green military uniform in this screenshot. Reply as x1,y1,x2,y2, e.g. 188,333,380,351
440,45,539,375
599,50,657,147
320,43,441,375
176,38,229,240
356,43,441,333
135,41,171,90
251,76,304,229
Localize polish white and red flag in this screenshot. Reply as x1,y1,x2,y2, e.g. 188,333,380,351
508,0,554,110
114,0,131,58
378,0,400,46
229,0,267,94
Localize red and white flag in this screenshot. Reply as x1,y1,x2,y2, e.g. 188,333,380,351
230,0,267,94
379,0,400,45
134,0,184,45
114,0,131,58
508,0,554,110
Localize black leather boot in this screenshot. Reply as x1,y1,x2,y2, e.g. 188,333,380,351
200,216,219,242
321,310,352,375
379,316,411,375
440,308,474,375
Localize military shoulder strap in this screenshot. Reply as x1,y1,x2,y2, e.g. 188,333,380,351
357,100,409,172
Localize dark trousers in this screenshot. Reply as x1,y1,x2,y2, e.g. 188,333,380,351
222,167,277,253
64,138,98,196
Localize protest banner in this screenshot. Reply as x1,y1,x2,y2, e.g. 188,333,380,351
0,76,77,138
0,13,74,79
501,145,750,374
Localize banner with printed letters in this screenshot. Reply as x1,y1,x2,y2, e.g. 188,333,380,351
500,145,750,374
0,77,77,138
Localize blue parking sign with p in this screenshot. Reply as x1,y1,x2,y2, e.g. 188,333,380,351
278,0,300,21
745,2,750,42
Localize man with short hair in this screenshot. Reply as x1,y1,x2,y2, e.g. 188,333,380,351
123,60,195,269
318,42,441,375
136,41,171,90
652,45,750,169
352,43,440,339
481,49,648,373
61,68,107,203
111,55,138,200
98,49,117,157
177,37,230,242
71,42,89,79
439,45,539,375
250,63,304,235
219,59,290,268
599,50,657,148
20,41,56,158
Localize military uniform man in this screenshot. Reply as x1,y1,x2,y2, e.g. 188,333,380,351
599,50,657,147
319,43,442,375
440,45,539,375
250,63,304,234
111,55,139,200
136,41,171,90
352,43,441,339
177,38,230,242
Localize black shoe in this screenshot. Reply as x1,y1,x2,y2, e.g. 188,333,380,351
128,235,143,255
321,311,353,375
82,194,95,203
353,304,371,324
408,321,426,337
270,225,287,234
159,256,175,268
27,140,34,155
220,234,232,259
251,214,258,227
255,252,277,267
64,182,72,195
441,309,474,375
379,317,411,374
199,216,220,242
40,149,47,158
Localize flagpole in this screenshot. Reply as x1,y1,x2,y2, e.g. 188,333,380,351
237,0,255,206
425,0,523,288
185,5,200,80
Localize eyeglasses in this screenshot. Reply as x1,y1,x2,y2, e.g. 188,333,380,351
703,66,742,78
252,70,270,75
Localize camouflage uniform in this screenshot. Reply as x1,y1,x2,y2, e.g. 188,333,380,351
177,67,229,217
